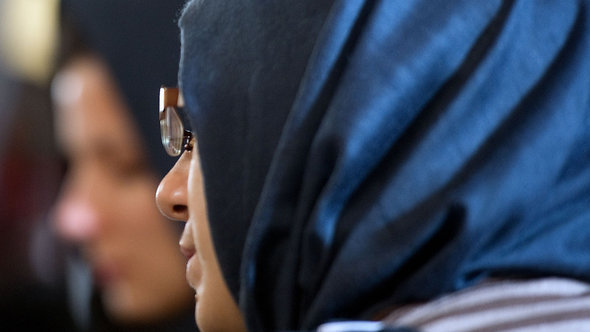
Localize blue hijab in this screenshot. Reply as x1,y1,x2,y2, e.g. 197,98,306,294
179,0,590,330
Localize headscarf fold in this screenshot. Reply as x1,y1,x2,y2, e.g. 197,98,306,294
179,0,590,330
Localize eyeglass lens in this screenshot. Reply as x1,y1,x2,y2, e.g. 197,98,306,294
161,106,184,156
159,87,190,157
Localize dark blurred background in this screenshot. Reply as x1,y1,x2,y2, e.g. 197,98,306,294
0,0,72,329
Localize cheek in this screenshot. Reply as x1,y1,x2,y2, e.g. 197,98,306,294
187,151,245,330
119,182,157,224
187,153,210,260
116,177,183,259
115,179,180,247
191,190,245,331
104,179,190,318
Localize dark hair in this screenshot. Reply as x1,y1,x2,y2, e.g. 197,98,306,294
53,8,91,75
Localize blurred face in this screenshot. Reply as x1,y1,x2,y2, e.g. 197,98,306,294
52,55,192,323
156,137,246,332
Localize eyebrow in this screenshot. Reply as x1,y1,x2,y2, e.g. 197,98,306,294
95,133,145,161
60,132,142,168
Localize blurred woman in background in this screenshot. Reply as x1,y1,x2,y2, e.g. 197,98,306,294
51,0,195,330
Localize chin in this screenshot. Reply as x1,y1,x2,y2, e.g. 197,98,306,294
102,284,153,324
196,301,244,332
196,303,218,332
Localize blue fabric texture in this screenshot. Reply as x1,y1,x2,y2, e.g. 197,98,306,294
179,0,590,330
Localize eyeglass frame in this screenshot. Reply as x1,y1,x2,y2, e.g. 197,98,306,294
159,86,194,157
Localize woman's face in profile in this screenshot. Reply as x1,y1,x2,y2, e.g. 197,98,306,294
157,136,246,331
52,55,192,323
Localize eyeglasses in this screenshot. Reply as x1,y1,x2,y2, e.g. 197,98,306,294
159,87,193,157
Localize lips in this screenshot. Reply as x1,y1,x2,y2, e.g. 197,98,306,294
180,246,195,261
179,225,201,293
185,255,202,291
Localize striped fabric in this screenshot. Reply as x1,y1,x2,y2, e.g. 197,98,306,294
383,278,590,331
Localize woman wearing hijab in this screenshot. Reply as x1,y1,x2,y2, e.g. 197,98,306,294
52,0,196,330
158,0,590,331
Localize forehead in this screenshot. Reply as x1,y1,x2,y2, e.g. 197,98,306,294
52,56,141,153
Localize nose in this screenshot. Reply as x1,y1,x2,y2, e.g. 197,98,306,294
54,189,100,244
156,153,190,221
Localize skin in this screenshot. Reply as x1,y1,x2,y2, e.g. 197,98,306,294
156,137,246,332
52,55,192,324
